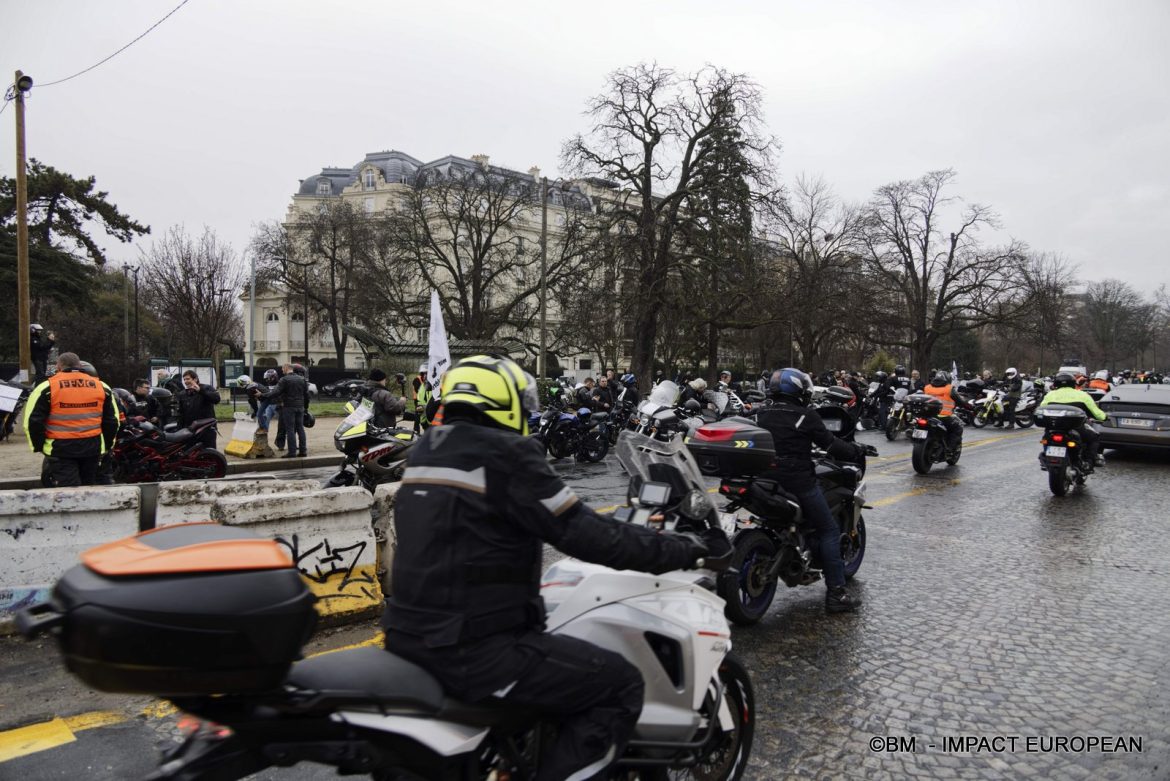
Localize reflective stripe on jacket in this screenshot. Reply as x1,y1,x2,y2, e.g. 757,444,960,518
924,383,956,416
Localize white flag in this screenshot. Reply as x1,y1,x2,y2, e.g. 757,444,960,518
426,290,451,398
951,360,959,382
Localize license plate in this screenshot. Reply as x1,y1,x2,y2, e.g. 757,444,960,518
1045,446,1067,457
912,429,927,439
824,419,842,431
1118,418,1155,429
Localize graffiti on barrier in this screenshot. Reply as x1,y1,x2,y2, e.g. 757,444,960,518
275,534,376,601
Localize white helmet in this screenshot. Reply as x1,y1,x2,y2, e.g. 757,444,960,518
418,363,428,374
235,375,252,388
1094,370,1108,381
688,378,708,392
1005,368,1017,378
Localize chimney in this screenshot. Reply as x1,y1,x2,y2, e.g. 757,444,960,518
528,166,541,181
470,154,490,168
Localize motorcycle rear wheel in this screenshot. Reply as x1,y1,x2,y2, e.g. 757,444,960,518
177,449,228,480
911,440,936,474
719,530,777,626
1014,409,1035,428
1048,465,1072,496
639,655,755,781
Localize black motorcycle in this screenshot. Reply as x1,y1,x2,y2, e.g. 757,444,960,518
908,394,962,474
1036,405,1093,496
688,414,873,626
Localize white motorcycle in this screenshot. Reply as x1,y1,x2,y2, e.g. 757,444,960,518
19,440,752,780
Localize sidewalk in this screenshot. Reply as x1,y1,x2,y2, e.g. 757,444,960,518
0,416,349,480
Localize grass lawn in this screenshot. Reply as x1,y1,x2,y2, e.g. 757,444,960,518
212,399,350,422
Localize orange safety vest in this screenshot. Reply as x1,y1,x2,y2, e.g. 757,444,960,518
923,382,955,416
1088,378,1110,392
45,372,106,440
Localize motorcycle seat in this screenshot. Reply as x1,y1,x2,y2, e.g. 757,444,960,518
162,428,194,443
286,647,528,727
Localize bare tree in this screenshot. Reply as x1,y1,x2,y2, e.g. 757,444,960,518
1075,279,1155,372
860,169,1030,370
365,166,598,347
139,226,244,358
766,175,871,373
563,63,775,388
251,200,375,369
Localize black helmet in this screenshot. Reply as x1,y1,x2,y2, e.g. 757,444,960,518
931,371,951,387
768,367,814,405
873,371,888,382
894,365,906,376
292,363,307,377
1052,372,1076,389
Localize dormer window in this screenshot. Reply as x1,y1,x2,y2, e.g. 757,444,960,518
363,168,376,190
316,178,331,196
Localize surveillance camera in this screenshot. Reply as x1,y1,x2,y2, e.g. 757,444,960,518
16,75,33,92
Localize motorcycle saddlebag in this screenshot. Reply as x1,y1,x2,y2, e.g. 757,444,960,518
35,523,316,696
686,418,775,477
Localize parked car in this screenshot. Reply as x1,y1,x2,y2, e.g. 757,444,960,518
322,378,365,398
1096,384,1170,451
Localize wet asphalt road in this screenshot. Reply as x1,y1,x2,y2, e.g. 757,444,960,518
2,425,1168,779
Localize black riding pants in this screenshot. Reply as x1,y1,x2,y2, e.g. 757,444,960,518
388,630,644,781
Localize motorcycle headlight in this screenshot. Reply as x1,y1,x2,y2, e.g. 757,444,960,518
680,488,714,521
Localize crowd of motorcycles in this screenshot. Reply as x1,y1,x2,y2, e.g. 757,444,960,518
11,369,1142,780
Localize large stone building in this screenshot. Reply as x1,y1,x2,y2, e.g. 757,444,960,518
245,149,618,377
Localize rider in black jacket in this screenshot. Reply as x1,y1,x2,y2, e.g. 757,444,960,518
754,368,867,613
384,354,723,781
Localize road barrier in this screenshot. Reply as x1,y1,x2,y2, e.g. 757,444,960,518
156,478,320,525
210,487,381,623
0,486,140,633
223,412,272,458
372,482,400,596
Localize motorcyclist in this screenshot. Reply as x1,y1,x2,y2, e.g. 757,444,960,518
362,368,408,428
410,364,432,431
716,370,733,392
678,377,709,408
1041,372,1107,467
592,376,615,413
618,373,640,406
1088,370,1111,393
383,354,727,781
998,368,1023,428
753,368,870,614
871,370,891,426
129,378,160,424
923,371,969,451
891,365,913,393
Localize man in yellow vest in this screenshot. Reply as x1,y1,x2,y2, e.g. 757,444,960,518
25,352,120,487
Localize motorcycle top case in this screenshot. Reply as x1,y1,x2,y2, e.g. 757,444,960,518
36,523,317,696
685,418,775,477
1036,404,1088,431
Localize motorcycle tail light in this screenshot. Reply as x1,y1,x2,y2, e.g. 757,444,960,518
916,418,927,426
694,426,737,441
1051,433,1064,443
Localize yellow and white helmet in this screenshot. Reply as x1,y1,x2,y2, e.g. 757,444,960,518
440,354,537,435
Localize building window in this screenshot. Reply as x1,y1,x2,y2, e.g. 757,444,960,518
579,358,592,371
291,312,304,322
266,312,279,322
364,196,375,214
364,168,376,190
316,178,331,196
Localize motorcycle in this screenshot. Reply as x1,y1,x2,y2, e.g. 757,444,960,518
0,379,31,442
859,382,883,431
686,414,872,626
325,399,418,491
18,478,751,779
883,388,912,441
907,394,962,474
969,388,1004,428
109,418,227,482
536,402,609,462
1036,405,1093,496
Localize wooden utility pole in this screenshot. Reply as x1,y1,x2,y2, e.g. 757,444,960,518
14,71,33,381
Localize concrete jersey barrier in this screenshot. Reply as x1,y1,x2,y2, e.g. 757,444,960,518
156,479,321,525
0,486,140,632
210,487,381,623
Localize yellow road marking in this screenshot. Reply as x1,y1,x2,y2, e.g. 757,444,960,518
0,718,76,762
61,711,123,731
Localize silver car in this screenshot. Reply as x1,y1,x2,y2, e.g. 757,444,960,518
1096,384,1170,450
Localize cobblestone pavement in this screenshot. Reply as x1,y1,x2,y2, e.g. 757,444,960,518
1,427,1167,779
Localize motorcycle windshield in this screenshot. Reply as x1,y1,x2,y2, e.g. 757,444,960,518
335,399,374,438
648,381,680,407
710,392,730,414
615,429,706,491
894,388,909,401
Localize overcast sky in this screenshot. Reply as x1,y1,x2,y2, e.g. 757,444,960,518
3,0,1167,293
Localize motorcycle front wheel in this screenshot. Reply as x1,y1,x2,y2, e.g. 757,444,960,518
945,439,963,465
639,655,755,781
719,529,778,626
546,429,575,460
884,417,900,442
971,410,988,428
842,516,866,579
577,431,608,462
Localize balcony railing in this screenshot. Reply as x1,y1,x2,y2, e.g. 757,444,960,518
289,340,306,351
253,340,280,351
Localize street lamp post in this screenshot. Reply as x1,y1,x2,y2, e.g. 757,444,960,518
538,177,549,380
248,250,256,373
